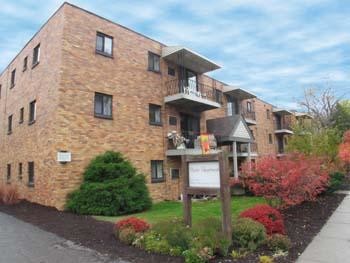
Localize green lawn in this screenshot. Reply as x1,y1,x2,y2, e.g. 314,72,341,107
94,196,265,225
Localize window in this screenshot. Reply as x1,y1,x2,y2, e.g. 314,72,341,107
247,101,252,112
151,160,164,183
7,164,11,183
94,93,112,119
19,163,23,180
8,115,13,134
169,116,177,126
19,108,24,123
215,89,223,104
269,134,273,144
168,67,175,76
170,168,180,179
29,100,36,124
33,44,40,66
0,84,2,99
149,104,161,125
148,52,160,72
96,32,113,56
266,109,270,119
10,69,16,88
23,56,28,71
28,161,34,186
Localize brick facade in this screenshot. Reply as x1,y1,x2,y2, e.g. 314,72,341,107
0,3,300,210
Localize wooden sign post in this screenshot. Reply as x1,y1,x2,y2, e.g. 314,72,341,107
181,151,232,241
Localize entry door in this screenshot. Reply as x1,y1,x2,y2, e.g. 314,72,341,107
277,136,284,153
180,113,200,148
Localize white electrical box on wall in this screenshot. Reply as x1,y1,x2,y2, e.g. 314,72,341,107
57,151,72,163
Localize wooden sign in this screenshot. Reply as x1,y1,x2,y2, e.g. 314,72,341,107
181,152,232,241
189,161,220,188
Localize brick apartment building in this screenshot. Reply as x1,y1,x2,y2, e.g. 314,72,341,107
0,3,309,209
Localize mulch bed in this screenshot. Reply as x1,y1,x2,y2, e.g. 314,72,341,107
0,193,345,263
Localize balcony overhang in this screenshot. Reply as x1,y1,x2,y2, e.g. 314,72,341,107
229,152,258,158
223,86,256,100
244,118,257,125
273,108,293,116
295,112,313,119
166,149,221,156
275,129,293,135
162,46,221,74
164,93,221,112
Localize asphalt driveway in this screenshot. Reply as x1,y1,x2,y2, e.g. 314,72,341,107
0,212,128,263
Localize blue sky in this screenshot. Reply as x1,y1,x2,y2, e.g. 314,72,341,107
1,0,349,109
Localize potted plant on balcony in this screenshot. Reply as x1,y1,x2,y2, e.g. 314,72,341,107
167,131,189,149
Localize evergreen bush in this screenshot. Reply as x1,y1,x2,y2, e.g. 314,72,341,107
66,151,152,215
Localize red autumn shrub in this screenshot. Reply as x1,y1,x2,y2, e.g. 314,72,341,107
2,186,20,205
240,205,285,235
114,217,150,233
339,130,350,164
241,153,329,208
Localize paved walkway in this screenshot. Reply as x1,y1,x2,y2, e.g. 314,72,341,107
297,194,350,263
0,212,128,263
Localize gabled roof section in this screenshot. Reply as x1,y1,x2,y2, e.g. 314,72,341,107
162,46,221,74
206,115,254,144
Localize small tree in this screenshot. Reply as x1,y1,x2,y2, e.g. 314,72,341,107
332,100,350,135
299,87,339,128
66,151,152,216
339,131,350,172
286,123,342,162
241,154,329,208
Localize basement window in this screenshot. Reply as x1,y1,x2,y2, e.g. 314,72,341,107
7,164,11,183
28,161,35,187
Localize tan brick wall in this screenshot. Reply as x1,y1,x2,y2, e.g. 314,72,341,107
0,3,298,210
0,8,65,207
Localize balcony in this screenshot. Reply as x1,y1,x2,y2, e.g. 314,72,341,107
274,120,293,134
228,142,258,157
241,107,256,125
166,135,221,156
164,79,221,112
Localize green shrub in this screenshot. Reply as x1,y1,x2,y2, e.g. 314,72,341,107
232,218,266,251
231,249,249,259
192,217,230,256
259,255,274,263
267,234,291,252
183,247,213,263
118,227,137,245
152,218,192,251
327,172,345,193
142,231,171,254
66,151,152,216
